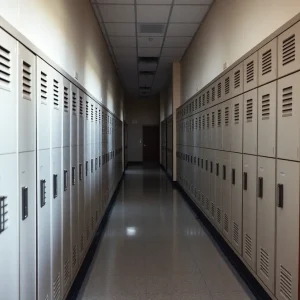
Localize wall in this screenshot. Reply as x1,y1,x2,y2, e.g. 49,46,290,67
181,0,300,104
0,0,124,118
125,96,160,162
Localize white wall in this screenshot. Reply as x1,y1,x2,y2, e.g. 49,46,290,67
181,0,300,104
0,0,124,118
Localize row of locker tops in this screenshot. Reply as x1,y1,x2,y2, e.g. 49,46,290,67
176,21,300,121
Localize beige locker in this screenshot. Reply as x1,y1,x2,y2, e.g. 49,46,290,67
278,21,300,78
210,150,216,223
243,89,258,155
276,159,299,300
216,105,223,150
201,91,206,111
230,152,243,254
257,157,275,293
222,100,231,152
211,82,217,106
277,72,300,161
215,151,223,231
205,87,211,109
206,110,210,148
210,106,217,150
258,38,278,86
224,71,232,101
231,95,243,153
242,154,257,271
216,78,223,104
244,52,258,92
222,151,231,241
202,112,206,148
258,82,277,158
231,63,244,97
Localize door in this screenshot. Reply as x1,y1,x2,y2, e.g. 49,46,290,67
143,126,159,163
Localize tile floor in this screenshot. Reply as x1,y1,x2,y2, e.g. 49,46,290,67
77,165,256,300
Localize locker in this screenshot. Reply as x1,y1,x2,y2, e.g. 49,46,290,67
205,86,211,109
278,21,300,78
257,157,275,293
19,151,36,300
78,145,85,263
276,159,299,300
224,71,232,101
216,105,222,150
209,150,216,222
231,95,243,153
18,44,36,153
63,78,70,147
202,112,206,148
71,85,78,147
277,72,300,161
231,63,244,97
243,89,258,155
210,81,217,106
90,145,96,233
85,97,91,146
210,106,217,150
84,145,91,245
204,149,210,216
78,91,84,146
0,153,19,300
230,152,242,254
222,100,231,152
192,147,197,201
216,78,222,104
258,38,278,86
222,152,231,241
196,149,201,205
258,82,276,157
206,110,211,148
242,154,257,271
244,52,258,92
215,150,222,231
0,29,17,155
201,91,206,110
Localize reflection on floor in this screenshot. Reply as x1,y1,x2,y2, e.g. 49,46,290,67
77,165,255,300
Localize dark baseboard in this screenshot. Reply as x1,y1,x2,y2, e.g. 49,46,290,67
66,173,125,300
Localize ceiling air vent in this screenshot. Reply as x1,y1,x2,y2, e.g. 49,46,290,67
139,71,155,76
138,57,159,64
139,24,165,34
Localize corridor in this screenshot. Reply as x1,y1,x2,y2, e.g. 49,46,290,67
77,165,255,300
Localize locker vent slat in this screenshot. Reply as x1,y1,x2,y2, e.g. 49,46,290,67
202,115,205,130
53,273,61,300
261,94,270,120
206,197,209,210
91,104,94,121
22,61,32,100
40,71,47,104
64,86,69,112
201,194,205,207
245,234,252,260
234,103,239,124
72,92,76,115
206,90,210,104
246,60,254,83
218,82,221,99
206,114,209,129
282,34,295,66
280,265,292,300
195,118,198,130
212,87,215,102
53,79,59,109
282,86,293,117
225,77,230,95
211,203,215,218
95,107,98,122
63,259,70,287
217,207,221,225
234,70,241,89
233,222,239,244
246,99,253,122
86,226,90,240
212,112,215,128
224,214,229,232
80,233,84,252
225,106,229,126
0,45,11,89
0,196,8,233
86,100,89,120
202,94,205,106
192,101,194,112
260,248,269,279
217,109,221,127
262,49,272,75
72,244,77,268
199,97,201,108
195,98,198,110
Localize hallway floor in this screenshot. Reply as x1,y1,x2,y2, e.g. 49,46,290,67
78,165,255,300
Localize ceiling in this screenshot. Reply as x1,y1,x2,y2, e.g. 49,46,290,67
91,0,213,97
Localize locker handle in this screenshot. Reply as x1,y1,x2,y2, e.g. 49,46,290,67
40,179,46,207
201,159,203,169
216,163,219,176
91,159,94,173
205,160,208,171
99,156,101,167
72,167,76,186
95,158,98,171
243,172,248,191
223,165,226,180
86,161,88,176
278,184,284,208
79,164,83,181
258,177,263,198
210,161,213,174
64,170,68,191
232,169,235,185
53,174,58,198
0,196,8,233
22,186,28,220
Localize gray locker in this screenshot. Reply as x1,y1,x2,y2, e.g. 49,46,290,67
216,78,222,104
210,107,217,150
206,110,210,149
90,145,96,233
231,95,243,153
278,21,300,78
19,152,36,300
277,72,300,161
258,38,278,86
63,78,70,147
196,149,201,205
84,145,91,245
209,150,216,223
0,154,19,300
242,154,257,271
276,160,299,300
231,63,244,97
78,92,84,146
71,85,78,147
257,157,275,293
215,151,223,231
224,72,232,101
222,101,231,152
204,149,210,216
230,152,242,254
205,87,211,109
243,89,258,155
211,82,217,106
244,52,258,92
222,151,231,241
258,82,276,158
216,105,223,150
200,148,205,209
0,28,17,156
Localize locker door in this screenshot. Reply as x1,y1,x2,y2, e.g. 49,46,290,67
200,148,205,210
206,110,211,149
71,85,78,147
216,79,222,105
258,82,276,157
231,63,243,97
84,145,91,245
276,160,299,300
257,157,275,293
215,151,222,231
78,92,84,146
222,101,231,152
19,152,36,300
210,107,217,150
244,52,258,92
242,154,257,271
0,28,17,155
216,105,222,150
196,151,201,205
231,95,243,153
63,78,70,147
243,89,258,155
277,72,300,161
224,72,232,101
230,152,242,254
209,150,216,223
0,154,19,300
222,151,231,241
211,82,217,106
78,146,85,263
201,112,206,148
204,149,210,216
90,146,96,233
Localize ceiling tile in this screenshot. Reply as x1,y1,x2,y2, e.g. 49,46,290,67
174,0,213,4
99,4,135,22
110,36,136,47
138,47,161,57
164,36,192,47
105,23,136,36
138,37,163,48
137,5,171,23
139,61,158,71
93,0,134,3
166,23,199,36
113,47,136,57
159,56,174,64
170,5,209,23
137,0,172,3
139,74,154,86
161,47,185,58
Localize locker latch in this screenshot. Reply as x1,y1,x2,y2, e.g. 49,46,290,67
53,174,58,198
216,163,219,176
64,170,68,191
0,196,8,234
40,179,46,207
232,169,235,185
22,186,28,220
72,167,76,186
258,177,263,198
86,161,88,176
243,172,248,191
91,159,94,173
278,184,284,208
79,164,83,181
223,166,226,180
95,158,98,171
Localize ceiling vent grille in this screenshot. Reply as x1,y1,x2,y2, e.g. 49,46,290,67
139,24,165,34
